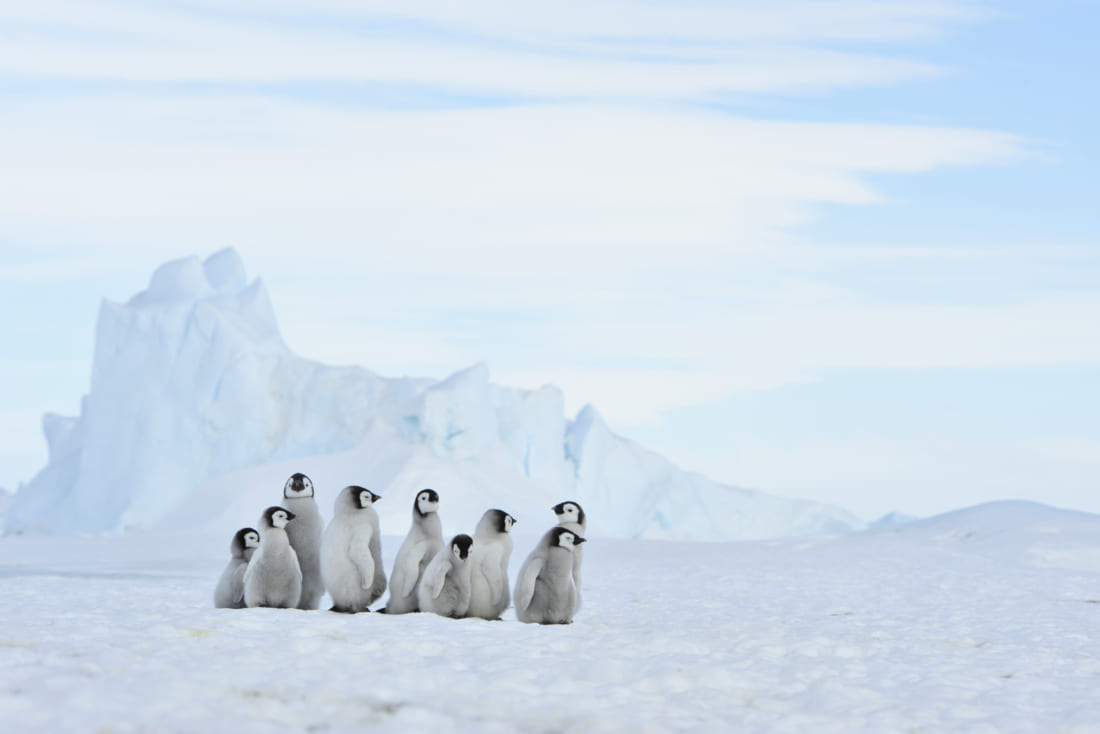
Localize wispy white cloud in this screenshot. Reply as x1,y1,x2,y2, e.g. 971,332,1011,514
2,0,984,45
0,98,1024,257
0,0,972,100
0,40,940,97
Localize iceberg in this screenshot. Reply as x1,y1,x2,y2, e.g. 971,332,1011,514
5,249,862,539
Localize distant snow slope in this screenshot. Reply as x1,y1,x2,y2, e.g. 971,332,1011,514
1,500,1097,733
877,500,1100,571
4,248,861,539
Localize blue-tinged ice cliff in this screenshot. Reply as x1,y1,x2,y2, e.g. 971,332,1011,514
5,249,862,539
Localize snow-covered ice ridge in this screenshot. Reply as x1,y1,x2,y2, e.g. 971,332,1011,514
4,248,860,539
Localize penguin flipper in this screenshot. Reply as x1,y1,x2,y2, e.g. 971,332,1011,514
232,564,247,604
350,531,376,590
242,556,256,589
514,557,542,612
397,541,430,598
478,551,506,604
425,557,451,600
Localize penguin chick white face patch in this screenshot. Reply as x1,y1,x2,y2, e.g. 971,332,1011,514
359,490,374,508
244,532,260,548
504,515,514,532
416,492,438,514
558,503,579,521
272,510,290,529
283,473,314,498
557,531,576,549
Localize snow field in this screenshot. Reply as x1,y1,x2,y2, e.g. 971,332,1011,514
2,502,1098,733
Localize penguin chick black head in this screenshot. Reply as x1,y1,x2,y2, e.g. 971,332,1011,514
334,485,380,511
549,526,586,549
283,472,314,499
450,534,474,561
415,489,440,517
553,501,586,527
231,527,260,556
263,506,295,529
478,508,515,536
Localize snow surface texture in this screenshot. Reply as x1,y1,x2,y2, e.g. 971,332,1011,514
4,248,860,540
1,501,1098,733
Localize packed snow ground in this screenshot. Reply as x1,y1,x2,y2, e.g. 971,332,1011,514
2,501,1098,733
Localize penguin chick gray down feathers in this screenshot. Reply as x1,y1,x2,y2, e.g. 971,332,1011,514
244,507,302,609
418,534,474,618
467,509,515,620
282,472,325,610
214,527,259,609
320,486,384,613
553,501,586,614
385,489,443,614
514,526,586,624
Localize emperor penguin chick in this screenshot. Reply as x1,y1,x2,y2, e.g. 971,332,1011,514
417,534,474,618
466,508,516,620
243,507,302,609
384,489,443,614
320,486,384,613
553,501,586,614
282,472,325,610
514,526,586,624
214,527,259,609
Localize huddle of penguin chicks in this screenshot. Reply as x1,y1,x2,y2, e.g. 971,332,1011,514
214,472,588,625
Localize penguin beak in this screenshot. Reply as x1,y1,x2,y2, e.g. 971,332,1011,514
286,511,296,521
575,536,587,544
373,493,382,503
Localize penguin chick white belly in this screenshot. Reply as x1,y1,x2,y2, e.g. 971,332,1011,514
244,546,302,609
244,509,302,609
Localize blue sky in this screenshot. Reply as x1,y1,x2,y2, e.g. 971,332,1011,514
1,0,1097,519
